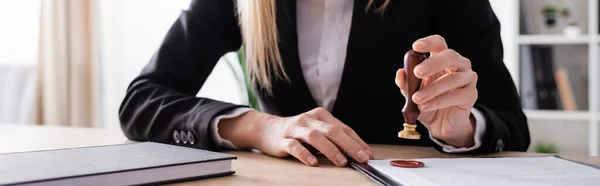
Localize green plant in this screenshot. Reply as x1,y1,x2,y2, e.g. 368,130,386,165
561,8,571,18
542,5,558,14
534,142,559,154
541,5,559,27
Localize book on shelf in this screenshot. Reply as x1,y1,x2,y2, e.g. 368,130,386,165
519,46,538,109
554,67,577,111
521,45,560,110
531,45,560,110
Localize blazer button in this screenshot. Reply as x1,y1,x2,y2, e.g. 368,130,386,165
173,130,181,144
180,131,188,144
187,131,195,145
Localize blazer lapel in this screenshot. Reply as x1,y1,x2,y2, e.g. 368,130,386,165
331,0,387,117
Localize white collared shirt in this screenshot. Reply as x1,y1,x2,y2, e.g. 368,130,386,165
296,0,353,111
211,0,485,153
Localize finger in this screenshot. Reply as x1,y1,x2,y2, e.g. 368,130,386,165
286,126,348,166
321,116,374,158
412,71,476,104
414,49,471,79
341,125,374,159
412,35,448,54
282,139,319,166
306,108,374,158
395,68,407,97
420,83,477,111
305,119,370,163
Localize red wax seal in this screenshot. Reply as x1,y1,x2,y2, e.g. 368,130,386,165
390,160,425,168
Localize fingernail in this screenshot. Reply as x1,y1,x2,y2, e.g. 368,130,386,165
307,155,317,165
366,150,375,159
413,92,424,102
357,150,369,162
414,41,426,50
415,66,427,76
336,154,348,165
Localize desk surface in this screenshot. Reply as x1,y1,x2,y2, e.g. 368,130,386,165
1,124,599,185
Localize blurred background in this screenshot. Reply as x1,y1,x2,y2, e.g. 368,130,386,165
0,0,598,157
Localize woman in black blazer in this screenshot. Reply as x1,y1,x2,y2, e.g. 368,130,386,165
119,0,530,167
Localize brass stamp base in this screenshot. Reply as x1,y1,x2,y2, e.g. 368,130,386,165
398,123,421,140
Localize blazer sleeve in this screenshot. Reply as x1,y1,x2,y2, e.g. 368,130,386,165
118,0,247,151
431,0,531,153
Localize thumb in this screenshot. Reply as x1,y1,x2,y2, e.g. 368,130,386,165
395,68,407,97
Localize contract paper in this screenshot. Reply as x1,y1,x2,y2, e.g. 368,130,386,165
367,156,600,186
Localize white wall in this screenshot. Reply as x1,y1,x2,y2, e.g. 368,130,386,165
0,0,40,66
96,0,247,129
0,0,40,124
97,0,191,129
489,0,520,88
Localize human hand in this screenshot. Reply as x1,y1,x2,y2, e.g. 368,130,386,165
223,108,374,167
395,35,478,147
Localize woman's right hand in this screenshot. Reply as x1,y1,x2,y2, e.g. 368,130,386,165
219,107,374,167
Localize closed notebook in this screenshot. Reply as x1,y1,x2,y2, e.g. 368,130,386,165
0,142,236,186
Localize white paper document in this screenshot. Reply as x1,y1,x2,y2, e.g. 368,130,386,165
367,156,600,186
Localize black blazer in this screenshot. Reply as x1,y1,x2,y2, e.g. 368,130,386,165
119,0,530,154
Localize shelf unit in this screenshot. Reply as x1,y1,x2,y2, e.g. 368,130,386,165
518,35,590,45
524,110,590,121
513,0,599,156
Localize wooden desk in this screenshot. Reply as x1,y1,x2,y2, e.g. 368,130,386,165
1,124,599,185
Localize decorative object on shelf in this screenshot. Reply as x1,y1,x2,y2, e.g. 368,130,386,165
538,4,582,35
542,5,558,29
563,22,581,38
559,6,580,38
560,6,571,20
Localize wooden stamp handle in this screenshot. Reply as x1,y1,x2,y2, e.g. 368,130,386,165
402,50,426,124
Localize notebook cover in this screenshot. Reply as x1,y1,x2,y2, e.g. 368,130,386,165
350,161,402,186
0,142,236,185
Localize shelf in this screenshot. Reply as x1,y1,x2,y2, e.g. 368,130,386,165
518,35,590,45
524,110,590,121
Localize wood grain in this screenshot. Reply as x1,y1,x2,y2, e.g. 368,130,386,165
1,124,598,186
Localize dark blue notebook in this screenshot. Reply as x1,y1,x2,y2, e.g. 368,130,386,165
0,142,236,186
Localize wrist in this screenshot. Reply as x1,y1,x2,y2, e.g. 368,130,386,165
443,113,476,147
219,110,271,149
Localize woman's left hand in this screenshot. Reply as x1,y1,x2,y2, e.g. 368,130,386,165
395,35,478,148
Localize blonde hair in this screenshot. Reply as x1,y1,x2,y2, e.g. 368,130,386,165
237,0,389,92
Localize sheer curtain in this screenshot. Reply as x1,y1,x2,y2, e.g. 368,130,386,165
0,66,36,124
34,0,99,127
